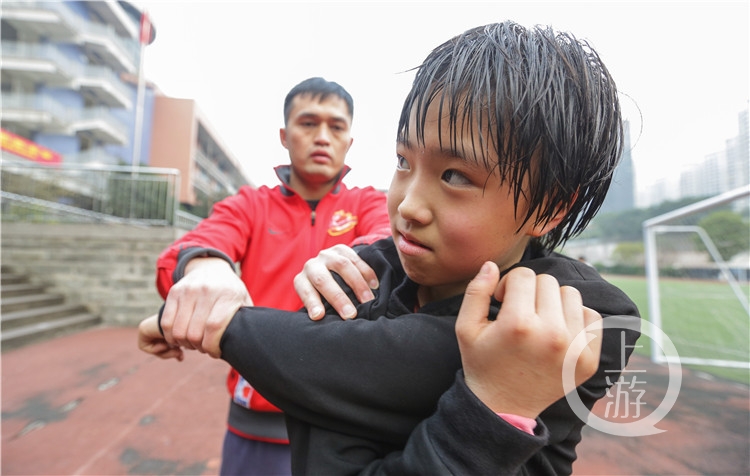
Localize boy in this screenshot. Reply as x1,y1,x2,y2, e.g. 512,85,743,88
141,21,640,474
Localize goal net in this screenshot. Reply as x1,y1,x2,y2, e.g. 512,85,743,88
642,185,750,371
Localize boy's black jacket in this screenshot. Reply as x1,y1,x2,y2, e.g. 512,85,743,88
218,237,641,475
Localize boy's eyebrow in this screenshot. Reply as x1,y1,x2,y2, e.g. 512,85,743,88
397,138,483,165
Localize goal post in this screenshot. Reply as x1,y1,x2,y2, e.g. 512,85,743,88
642,185,750,369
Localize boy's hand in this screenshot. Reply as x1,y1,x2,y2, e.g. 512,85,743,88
456,263,603,419
160,257,253,358
294,244,379,320
137,314,184,361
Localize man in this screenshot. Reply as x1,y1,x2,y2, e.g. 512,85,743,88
155,77,390,475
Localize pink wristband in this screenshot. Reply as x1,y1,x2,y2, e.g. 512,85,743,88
496,413,537,435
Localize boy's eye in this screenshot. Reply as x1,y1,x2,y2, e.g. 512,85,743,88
396,155,410,170
441,169,471,186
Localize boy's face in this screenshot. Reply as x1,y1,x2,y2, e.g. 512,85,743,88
387,103,559,304
280,94,353,187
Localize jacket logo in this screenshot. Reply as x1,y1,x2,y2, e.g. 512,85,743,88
328,210,358,236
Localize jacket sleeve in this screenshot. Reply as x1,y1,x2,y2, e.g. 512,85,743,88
219,306,461,445
155,187,256,297
220,307,556,475
349,187,391,246
358,372,550,475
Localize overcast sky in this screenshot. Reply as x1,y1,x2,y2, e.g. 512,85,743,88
135,1,749,205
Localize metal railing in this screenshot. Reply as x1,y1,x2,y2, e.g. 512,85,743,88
0,160,202,228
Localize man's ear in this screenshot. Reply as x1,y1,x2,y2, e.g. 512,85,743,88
279,128,288,149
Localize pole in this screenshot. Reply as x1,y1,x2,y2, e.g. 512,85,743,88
130,10,150,219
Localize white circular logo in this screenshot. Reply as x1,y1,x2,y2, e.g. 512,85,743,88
563,316,682,436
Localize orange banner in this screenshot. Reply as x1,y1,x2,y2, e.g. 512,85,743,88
1,129,62,165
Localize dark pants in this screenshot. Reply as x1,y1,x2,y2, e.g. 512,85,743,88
220,430,292,476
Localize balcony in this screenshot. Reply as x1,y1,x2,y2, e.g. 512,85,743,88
79,23,138,75
194,150,238,195
0,1,78,41
75,64,133,109
0,93,70,133
1,93,128,145
2,1,138,73
85,0,139,40
0,42,76,86
68,107,128,145
65,147,125,166
2,42,133,109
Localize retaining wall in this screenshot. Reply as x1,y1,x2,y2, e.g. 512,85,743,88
1,223,185,326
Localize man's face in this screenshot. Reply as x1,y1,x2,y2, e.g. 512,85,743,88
387,103,558,304
280,94,353,187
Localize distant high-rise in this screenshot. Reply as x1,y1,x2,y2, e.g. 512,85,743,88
727,109,749,192
600,120,636,214
678,108,749,200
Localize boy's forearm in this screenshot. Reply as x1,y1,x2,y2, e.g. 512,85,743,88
359,371,549,475
219,305,462,443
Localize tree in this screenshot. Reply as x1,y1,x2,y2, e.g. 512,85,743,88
581,196,714,242
611,241,645,266
697,211,750,260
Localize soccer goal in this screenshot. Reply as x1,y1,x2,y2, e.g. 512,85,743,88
642,185,750,370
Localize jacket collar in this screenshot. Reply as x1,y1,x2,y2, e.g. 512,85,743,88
274,164,351,197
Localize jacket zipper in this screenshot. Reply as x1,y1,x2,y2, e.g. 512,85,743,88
311,209,316,226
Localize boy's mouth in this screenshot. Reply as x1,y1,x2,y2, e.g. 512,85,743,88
396,231,431,255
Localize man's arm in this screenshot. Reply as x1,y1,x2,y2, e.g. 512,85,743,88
294,244,380,320
296,187,390,320
159,256,252,354
138,313,183,361
155,189,257,298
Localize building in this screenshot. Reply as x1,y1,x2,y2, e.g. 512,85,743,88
678,108,749,200
1,0,250,215
148,95,251,215
600,120,636,214
726,109,749,192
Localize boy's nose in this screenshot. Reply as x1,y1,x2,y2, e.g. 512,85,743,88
397,184,432,224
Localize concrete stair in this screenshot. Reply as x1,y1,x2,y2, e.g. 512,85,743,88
1,266,101,351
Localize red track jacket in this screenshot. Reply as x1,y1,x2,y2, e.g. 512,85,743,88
155,165,390,442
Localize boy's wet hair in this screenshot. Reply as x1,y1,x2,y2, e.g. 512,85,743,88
398,22,623,251
284,77,354,124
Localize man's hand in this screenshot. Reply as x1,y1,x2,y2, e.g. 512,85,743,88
455,263,603,419
159,257,253,358
137,314,184,361
293,244,379,320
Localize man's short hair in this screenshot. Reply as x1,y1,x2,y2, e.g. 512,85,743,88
284,77,354,124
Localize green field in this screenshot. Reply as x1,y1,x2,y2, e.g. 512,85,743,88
604,275,750,386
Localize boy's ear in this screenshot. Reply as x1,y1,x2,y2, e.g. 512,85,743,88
527,191,578,237
527,210,566,237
